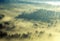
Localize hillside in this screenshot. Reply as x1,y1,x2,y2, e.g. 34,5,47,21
0,3,60,41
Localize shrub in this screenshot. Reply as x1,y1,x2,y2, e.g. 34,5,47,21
0,14,5,19
0,31,7,38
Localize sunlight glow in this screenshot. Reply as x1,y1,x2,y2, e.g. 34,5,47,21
46,2,60,5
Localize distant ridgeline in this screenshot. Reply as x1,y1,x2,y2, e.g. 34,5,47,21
16,9,60,23
0,0,45,4
0,0,33,4
0,0,16,4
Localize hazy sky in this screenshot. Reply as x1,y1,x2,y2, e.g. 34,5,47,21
0,0,60,5
0,0,60,3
